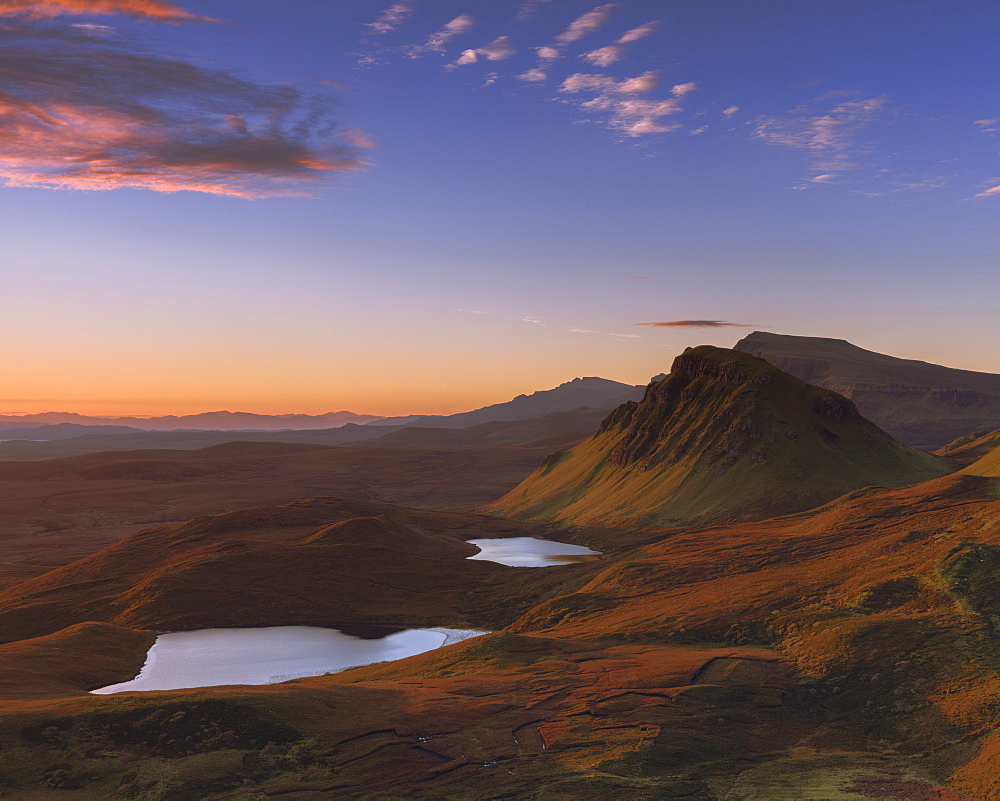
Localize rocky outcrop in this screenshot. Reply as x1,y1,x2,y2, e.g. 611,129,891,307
490,346,947,527
736,331,1000,448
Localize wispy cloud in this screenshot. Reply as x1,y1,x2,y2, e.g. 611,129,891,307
610,332,640,338
753,95,891,179
522,3,616,72
559,72,696,136
976,179,1000,198
366,2,414,35
581,20,658,66
974,118,998,134
406,14,474,57
637,320,753,328
556,4,615,44
568,327,599,334
515,0,551,23
722,105,739,117
0,19,367,196
0,0,203,20
517,67,547,82
452,35,514,67
523,316,546,325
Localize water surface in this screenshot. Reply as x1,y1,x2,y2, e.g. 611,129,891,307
93,625,486,694
466,536,601,567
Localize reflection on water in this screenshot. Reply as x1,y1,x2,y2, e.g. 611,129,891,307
92,625,486,694
466,536,601,567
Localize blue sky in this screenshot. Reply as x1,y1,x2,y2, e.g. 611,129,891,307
2,0,998,415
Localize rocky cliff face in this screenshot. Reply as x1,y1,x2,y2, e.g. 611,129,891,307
735,331,1000,448
489,346,947,528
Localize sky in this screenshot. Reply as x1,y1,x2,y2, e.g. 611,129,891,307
2,0,999,416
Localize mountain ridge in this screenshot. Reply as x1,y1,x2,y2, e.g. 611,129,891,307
0,410,383,432
367,376,646,429
490,346,946,527
735,331,1000,448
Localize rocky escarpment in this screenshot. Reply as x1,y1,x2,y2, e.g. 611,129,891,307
736,331,1000,448
489,346,948,527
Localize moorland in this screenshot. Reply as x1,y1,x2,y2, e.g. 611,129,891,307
0,334,999,799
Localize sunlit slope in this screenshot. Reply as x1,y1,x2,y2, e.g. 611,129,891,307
960,434,1000,477
937,426,1000,468
490,346,948,527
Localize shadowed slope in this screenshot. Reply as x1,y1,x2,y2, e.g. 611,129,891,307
0,623,155,698
491,346,947,528
0,497,601,644
0,430,594,589
736,331,1000,448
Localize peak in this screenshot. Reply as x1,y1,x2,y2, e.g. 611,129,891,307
493,345,945,527
666,345,779,385
547,376,624,392
736,331,854,349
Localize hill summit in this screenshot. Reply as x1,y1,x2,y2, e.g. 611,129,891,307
735,331,1000,447
489,346,946,527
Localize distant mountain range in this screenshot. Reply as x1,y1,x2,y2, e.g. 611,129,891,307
735,331,1000,448
0,409,609,462
365,377,647,429
0,410,383,432
0,376,650,438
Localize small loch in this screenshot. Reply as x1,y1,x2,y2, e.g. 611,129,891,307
466,536,602,567
92,625,486,694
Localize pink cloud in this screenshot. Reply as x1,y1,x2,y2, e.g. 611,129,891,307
559,72,695,136
556,4,615,44
406,14,474,56
0,21,367,197
0,0,203,20
515,0,551,22
366,2,414,35
753,95,891,176
517,67,547,82
581,20,659,66
451,35,514,67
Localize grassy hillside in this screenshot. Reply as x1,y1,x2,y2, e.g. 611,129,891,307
960,434,1000,478
0,466,997,798
0,497,607,644
491,346,947,527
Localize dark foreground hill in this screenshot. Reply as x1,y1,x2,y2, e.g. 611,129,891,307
0,498,602,644
736,331,1000,448
491,346,946,527
0,426,599,590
